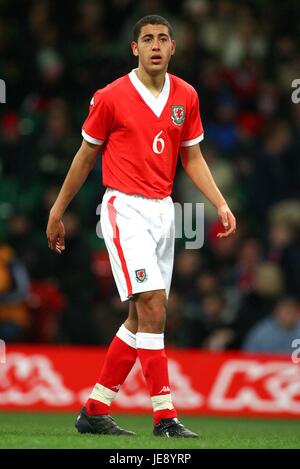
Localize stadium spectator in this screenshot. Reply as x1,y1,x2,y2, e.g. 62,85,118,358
230,262,286,348
243,297,300,354
181,290,234,349
0,244,31,341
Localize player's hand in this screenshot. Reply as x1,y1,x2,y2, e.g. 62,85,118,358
217,204,236,238
46,214,66,254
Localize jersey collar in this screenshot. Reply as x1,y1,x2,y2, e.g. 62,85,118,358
128,69,170,118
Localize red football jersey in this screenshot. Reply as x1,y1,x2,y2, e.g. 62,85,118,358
82,69,204,198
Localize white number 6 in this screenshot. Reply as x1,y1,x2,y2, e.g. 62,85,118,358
152,130,165,154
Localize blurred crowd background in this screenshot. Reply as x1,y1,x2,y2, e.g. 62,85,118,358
0,0,300,354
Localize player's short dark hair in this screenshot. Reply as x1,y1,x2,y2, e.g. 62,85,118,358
133,15,174,42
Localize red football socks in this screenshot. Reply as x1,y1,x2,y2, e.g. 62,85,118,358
86,324,137,416
136,332,177,424
86,327,177,425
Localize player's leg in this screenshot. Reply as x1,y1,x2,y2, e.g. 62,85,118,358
85,300,138,412
134,289,198,438
135,289,176,421
135,289,175,423
124,298,138,334
76,191,144,434
134,194,197,437
76,300,138,435
132,198,176,425
84,300,138,413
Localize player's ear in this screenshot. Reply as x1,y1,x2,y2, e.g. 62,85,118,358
131,41,139,57
171,40,176,56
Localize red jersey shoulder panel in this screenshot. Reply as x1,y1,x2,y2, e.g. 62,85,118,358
82,75,129,144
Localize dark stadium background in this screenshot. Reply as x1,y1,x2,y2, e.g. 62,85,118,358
1,0,300,452
0,0,300,352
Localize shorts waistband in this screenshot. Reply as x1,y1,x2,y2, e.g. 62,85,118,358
105,187,171,203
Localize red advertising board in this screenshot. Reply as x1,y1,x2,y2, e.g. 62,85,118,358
0,345,300,418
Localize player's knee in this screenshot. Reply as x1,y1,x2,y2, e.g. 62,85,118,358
138,310,166,332
136,290,166,332
124,317,138,335
128,301,138,321
137,290,166,308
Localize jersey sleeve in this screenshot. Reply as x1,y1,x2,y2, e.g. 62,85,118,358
81,90,113,145
180,88,204,147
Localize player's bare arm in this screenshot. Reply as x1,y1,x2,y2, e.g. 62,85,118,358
46,139,100,254
180,143,236,238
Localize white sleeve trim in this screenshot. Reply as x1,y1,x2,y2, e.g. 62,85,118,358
181,133,204,147
82,129,103,145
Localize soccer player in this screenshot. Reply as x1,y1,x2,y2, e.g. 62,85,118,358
46,15,236,437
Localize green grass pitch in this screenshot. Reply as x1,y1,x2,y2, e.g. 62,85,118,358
0,412,300,449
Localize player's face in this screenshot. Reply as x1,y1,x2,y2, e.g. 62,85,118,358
131,24,176,75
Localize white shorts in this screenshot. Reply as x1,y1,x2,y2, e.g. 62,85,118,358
100,188,175,302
